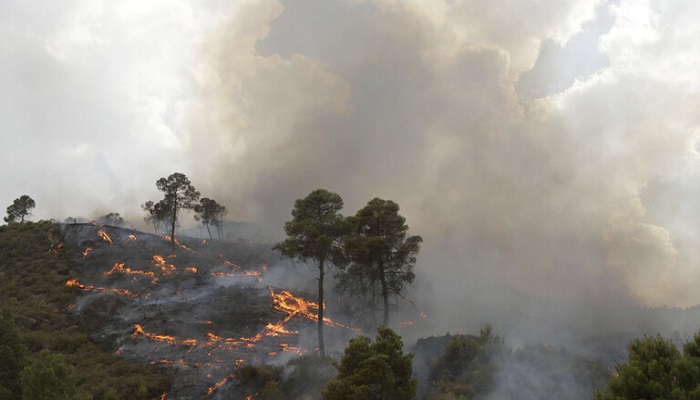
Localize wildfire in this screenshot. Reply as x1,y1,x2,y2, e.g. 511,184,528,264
103,262,157,282
400,312,428,326
98,230,113,244
129,234,137,241
206,373,237,396
152,255,176,274
132,324,198,348
82,247,93,257
66,278,136,298
185,267,198,274
270,289,360,332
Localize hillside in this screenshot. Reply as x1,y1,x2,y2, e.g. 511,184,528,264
4,221,700,399
0,221,170,399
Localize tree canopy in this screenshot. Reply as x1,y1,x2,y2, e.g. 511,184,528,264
323,326,416,400
595,333,700,400
97,212,126,227
273,189,349,357
154,172,200,245
340,198,422,326
4,195,35,224
194,197,227,240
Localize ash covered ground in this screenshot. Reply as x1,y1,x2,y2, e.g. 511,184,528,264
60,223,359,399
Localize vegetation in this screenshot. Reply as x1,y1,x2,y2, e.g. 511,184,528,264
0,311,26,398
340,198,422,326
193,197,227,240
273,189,349,357
96,212,126,227
154,172,200,245
0,221,170,399
4,195,35,224
323,325,417,400
595,333,700,399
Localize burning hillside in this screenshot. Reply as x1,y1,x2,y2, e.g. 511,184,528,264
60,224,360,399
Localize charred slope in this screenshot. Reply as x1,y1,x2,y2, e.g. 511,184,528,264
61,223,359,399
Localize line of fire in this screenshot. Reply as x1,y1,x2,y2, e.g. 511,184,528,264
60,224,427,398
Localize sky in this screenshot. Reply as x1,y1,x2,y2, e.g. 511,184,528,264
2,0,700,308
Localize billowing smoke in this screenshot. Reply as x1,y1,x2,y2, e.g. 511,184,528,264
185,0,700,310
2,1,700,311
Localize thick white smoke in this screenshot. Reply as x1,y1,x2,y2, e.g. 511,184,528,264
186,0,700,308
2,0,699,308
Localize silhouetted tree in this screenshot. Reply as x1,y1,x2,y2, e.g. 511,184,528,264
4,195,35,224
141,201,170,233
273,189,349,357
155,173,200,245
323,326,416,400
97,212,125,227
340,198,422,326
194,198,227,240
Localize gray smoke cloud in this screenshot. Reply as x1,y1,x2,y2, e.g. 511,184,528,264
2,0,700,310
186,0,700,308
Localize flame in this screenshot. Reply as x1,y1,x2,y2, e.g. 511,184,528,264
102,262,156,282
98,230,113,244
270,289,361,332
132,324,199,348
202,239,207,245
399,312,427,326
152,255,176,274
82,247,93,257
66,278,137,298
129,234,137,241
162,236,194,252
206,373,237,396
185,267,198,274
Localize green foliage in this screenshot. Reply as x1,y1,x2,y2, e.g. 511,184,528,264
193,197,227,240
4,195,35,224
323,326,417,400
273,189,350,357
0,311,26,399
595,333,700,400
425,326,505,400
273,189,348,264
340,198,422,326
0,221,170,399
20,350,78,400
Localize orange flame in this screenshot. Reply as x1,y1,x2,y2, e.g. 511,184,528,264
66,278,136,298
129,234,137,241
98,230,113,244
399,312,427,326
82,247,93,257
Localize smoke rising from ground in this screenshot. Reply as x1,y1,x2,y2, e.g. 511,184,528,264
186,0,700,308
2,1,700,309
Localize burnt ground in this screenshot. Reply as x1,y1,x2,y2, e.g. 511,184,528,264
60,223,358,399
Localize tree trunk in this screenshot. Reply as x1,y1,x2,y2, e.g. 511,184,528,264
205,224,213,240
379,261,390,326
170,198,177,247
318,257,326,358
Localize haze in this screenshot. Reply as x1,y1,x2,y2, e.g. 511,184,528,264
2,0,700,311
